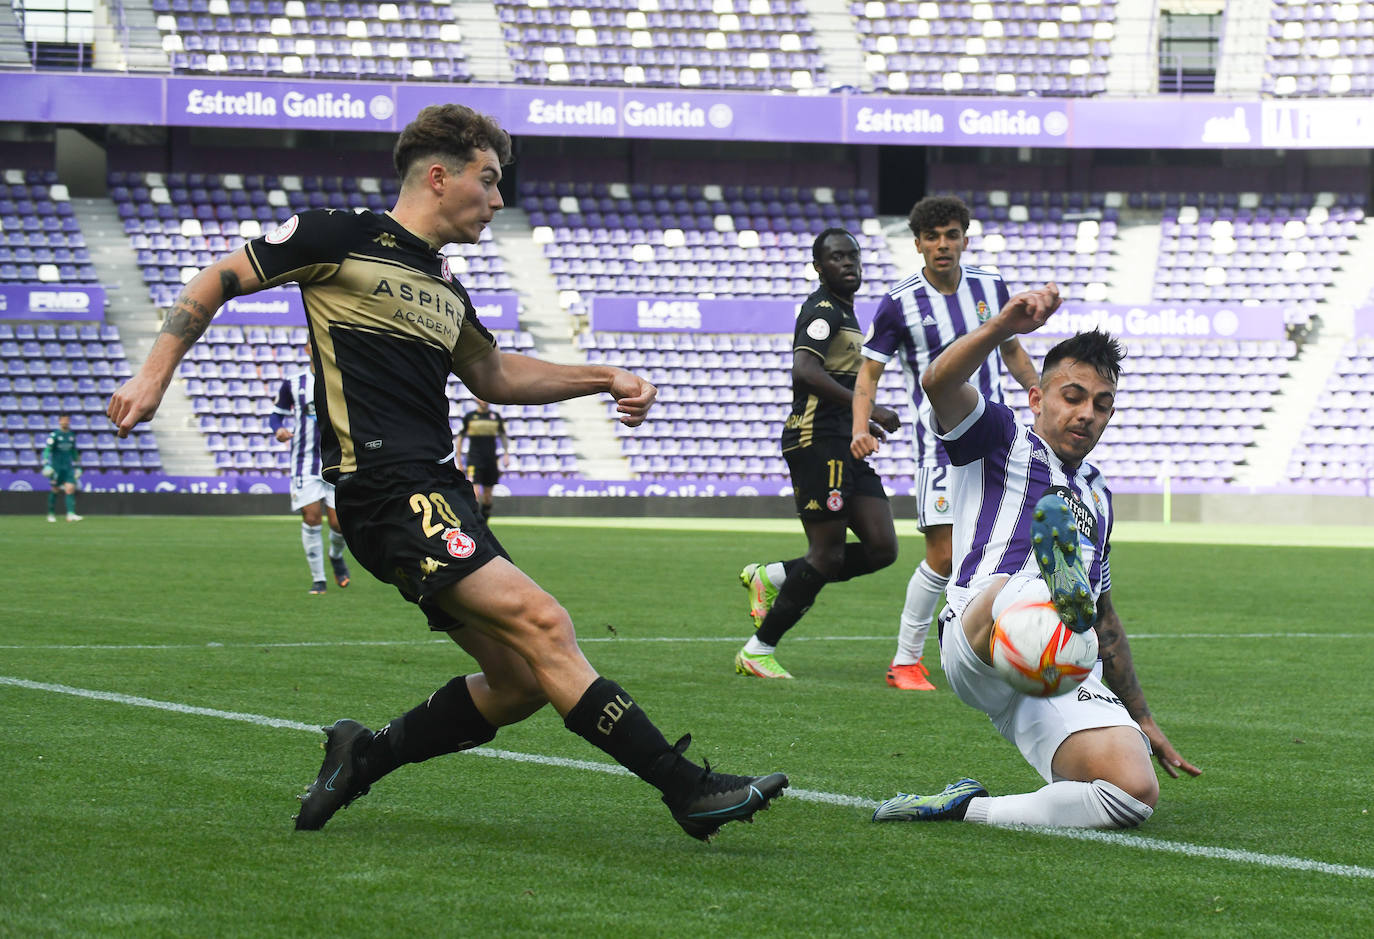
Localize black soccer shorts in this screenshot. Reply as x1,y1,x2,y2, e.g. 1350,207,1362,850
466,460,501,487
334,461,511,630
784,437,887,520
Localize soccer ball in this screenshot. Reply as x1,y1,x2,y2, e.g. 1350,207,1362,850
989,599,1098,697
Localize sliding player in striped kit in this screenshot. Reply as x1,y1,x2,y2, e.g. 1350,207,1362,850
271,354,351,594
859,284,1199,829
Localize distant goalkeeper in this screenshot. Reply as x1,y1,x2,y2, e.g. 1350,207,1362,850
42,413,83,522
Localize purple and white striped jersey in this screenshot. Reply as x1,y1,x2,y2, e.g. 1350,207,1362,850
270,370,323,481
937,393,1114,618
861,266,1012,468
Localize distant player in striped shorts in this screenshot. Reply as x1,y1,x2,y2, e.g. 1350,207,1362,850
861,284,1200,829
853,196,1040,691
271,357,351,594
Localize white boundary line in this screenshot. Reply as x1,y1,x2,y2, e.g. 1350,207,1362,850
3,673,1371,881
1,632,1369,653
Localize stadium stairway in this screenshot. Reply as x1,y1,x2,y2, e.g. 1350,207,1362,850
452,0,513,84
880,215,919,279
1215,0,1269,97
488,208,632,478
0,7,32,69
1236,216,1373,487
1237,331,1347,488
74,196,215,474
1107,206,1161,305
1319,215,1374,337
1103,0,1157,96
807,0,868,90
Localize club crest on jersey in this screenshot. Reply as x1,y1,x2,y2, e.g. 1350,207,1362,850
976,300,991,322
443,528,476,559
441,257,453,282
826,489,844,512
265,214,299,244
934,495,949,513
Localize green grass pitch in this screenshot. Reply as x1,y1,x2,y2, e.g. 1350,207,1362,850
2,514,1372,936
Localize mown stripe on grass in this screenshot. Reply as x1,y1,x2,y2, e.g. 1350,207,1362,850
1,632,1370,652
4,673,1372,880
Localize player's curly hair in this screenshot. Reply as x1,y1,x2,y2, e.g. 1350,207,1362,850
907,195,971,237
393,104,513,182
1042,329,1125,384
812,227,857,262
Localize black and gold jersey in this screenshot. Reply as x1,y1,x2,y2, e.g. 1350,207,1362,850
245,209,496,481
780,284,864,452
459,409,505,465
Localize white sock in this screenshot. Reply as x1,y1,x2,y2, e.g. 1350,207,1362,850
743,636,776,655
991,572,1052,622
963,779,1153,829
893,561,949,665
328,528,346,560
764,561,787,590
301,522,325,582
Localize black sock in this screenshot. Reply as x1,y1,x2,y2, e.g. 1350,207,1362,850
782,558,804,579
833,543,878,582
483,502,495,519
564,677,700,801
359,675,497,785
756,560,828,646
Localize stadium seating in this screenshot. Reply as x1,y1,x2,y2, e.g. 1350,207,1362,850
1264,0,1374,97
1011,334,1294,488
150,0,473,80
181,324,575,475
1149,191,1366,329
0,320,160,472
495,0,826,89
583,329,914,484
525,181,900,312
853,0,1117,96
953,189,1118,301
1286,335,1374,493
0,169,97,284
583,328,1291,489
108,170,512,307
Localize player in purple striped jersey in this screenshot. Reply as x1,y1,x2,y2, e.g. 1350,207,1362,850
872,285,1199,829
852,196,1039,691
270,355,351,594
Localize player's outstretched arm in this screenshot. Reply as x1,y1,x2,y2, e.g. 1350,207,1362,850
460,351,657,426
1095,590,1202,779
108,249,263,438
922,283,1061,431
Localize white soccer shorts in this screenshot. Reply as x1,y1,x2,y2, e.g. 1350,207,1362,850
939,604,1149,784
289,474,336,512
915,465,954,532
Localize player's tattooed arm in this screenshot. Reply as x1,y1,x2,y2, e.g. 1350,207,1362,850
1094,590,1151,721
160,293,215,344
160,260,249,345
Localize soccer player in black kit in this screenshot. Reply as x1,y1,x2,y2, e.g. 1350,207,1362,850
456,399,508,520
108,104,787,841
733,228,902,679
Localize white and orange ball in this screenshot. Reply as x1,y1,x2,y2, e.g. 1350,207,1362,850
989,599,1098,697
